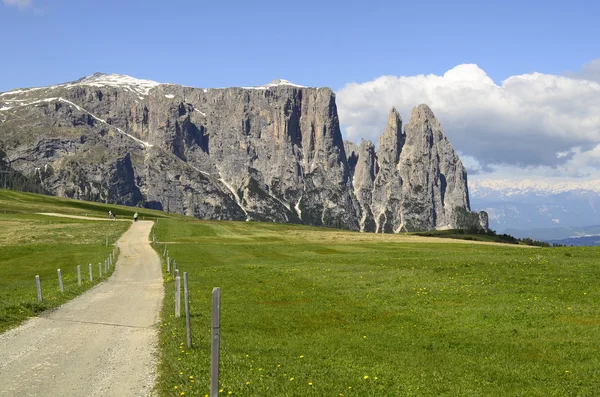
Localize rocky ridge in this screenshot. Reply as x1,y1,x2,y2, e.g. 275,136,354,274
0,73,487,232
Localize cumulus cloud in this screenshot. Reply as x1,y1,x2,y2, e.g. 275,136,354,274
2,0,32,8
336,63,600,179
566,58,600,83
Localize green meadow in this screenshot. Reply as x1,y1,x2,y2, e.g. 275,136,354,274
0,189,166,332
1,189,599,396
154,219,600,397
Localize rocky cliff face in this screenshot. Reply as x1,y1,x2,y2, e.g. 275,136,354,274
0,73,486,232
346,106,487,232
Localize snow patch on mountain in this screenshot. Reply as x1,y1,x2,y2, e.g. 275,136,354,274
470,178,600,196
71,73,161,95
242,79,306,90
0,73,162,98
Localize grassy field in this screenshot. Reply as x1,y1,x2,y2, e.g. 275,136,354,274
0,189,143,332
154,219,600,396
0,188,171,220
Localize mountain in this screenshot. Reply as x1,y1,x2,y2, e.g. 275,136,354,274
0,73,486,232
469,178,600,240
547,234,600,246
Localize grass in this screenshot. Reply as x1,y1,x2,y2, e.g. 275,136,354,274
0,190,137,332
415,229,518,244
153,218,600,396
0,188,172,220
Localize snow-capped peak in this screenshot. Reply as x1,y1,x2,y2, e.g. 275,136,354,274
470,178,600,196
0,73,162,98
242,79,306,90
74,73,162,95
265,79,305,88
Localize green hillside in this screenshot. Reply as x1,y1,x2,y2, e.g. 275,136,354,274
1,189,598,396
153,218,600,396
0,188,172,332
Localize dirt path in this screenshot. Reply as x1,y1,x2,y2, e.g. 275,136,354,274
0,220,163,396
36,212,132,222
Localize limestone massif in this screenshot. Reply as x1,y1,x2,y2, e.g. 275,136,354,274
0,73,487,232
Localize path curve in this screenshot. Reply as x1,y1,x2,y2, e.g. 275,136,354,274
0,220,163,396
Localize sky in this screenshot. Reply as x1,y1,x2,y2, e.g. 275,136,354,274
1,0,600,182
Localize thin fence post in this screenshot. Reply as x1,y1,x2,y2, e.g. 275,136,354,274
184,272,192,348
35,275,42,302
98,262,102,278
77,265,82,286
89,263,93,282
210,287,221,397
167,257,171,273
175,271,181,318
57,269,64,293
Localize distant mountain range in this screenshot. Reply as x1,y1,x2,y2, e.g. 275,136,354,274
469,179,600,244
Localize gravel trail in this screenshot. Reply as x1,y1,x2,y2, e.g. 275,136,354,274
0,220,163,396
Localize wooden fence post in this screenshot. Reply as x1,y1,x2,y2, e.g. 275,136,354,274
175,271,181,318
89,263,93,282
210,287,221,397
35,275,43,302
57,269,64,293
77,265,82,286
98,262,102,278
184,272,192,349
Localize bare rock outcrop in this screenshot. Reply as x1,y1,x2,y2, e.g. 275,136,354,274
0,74,486,231
347,105,488,232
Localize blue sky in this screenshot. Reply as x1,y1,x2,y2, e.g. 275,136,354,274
1,0,598,91
1,0,600,182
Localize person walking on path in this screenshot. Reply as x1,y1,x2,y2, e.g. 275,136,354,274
134,212,138,222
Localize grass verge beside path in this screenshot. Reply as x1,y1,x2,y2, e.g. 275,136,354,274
0,188,170,220
0,213,130,333
154,218,600,396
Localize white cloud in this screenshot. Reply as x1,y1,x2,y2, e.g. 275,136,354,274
336,63,600,179
2,0,32,8
566,58,600,83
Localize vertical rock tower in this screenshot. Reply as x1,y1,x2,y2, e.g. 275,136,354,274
348,105,487,232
